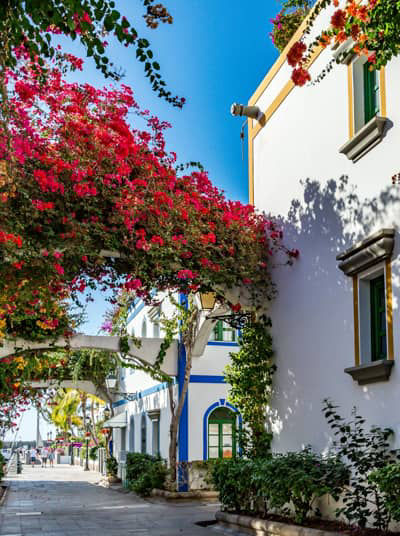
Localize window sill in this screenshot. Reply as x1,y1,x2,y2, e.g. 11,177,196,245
344,359,394,385
339,116,388,162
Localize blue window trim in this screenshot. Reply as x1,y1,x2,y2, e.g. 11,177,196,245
111,375,226,408
177,293,189,491
126,301,146,324
190,375,225,384
207,341,239,347
202,399,242,461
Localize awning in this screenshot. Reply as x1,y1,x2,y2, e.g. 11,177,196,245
103,411,127,428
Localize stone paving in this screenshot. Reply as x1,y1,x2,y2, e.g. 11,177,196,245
0,464,223,536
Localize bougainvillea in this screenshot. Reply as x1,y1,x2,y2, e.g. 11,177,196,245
0,53,295,344
269,0,311,52
287,0,400,86
0,0,182,107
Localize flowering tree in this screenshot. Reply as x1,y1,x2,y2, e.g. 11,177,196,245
0,52,297,472
0,0,183,106
0,55,295,345
287,0,400,86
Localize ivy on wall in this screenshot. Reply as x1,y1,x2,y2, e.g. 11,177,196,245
224,317,276,458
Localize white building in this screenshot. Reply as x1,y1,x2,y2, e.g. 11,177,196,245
107,295,241,490
247,3,400,453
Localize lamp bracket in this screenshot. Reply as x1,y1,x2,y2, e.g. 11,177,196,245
206,312,252,330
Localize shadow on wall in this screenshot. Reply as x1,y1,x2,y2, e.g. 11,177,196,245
266,176,400,452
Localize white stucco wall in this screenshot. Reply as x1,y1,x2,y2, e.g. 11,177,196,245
251,3,400,454
112,294,238,462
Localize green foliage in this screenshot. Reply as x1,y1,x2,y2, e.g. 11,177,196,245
265,449,348,524
0,450,5,481
105,455,118,477
323,399,400,530
224,318,275,458
89,446,98,461
370,463,400,522
270,0,311,52
212,452,348,524
212,458,259,514
0,0,182,106
126,452,167,496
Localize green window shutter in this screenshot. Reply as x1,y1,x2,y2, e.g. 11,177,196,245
213,320,224,341
364,63,379,124
370,275,387,361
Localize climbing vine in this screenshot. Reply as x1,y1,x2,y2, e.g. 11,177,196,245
286,0,400,86
224,317,276,458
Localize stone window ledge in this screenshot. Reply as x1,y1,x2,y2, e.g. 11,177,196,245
336,228,394,276
339,116,388,162
345,359,394,385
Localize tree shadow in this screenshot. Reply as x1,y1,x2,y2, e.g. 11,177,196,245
266,176,400,453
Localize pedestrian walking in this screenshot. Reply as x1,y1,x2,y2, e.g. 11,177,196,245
30,448,37,467
48,448,55,467
41,446,49,467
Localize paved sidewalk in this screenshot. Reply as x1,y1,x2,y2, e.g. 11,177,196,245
0,464,221,535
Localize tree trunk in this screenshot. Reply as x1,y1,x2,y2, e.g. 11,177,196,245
167,306,199,487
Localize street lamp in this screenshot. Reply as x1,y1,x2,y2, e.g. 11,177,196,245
105,374,117,390
199,292,216,311
105,376,137,401
199,291,252,329
84,423,90,471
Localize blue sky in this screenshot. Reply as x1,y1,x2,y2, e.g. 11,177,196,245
10,0,283,440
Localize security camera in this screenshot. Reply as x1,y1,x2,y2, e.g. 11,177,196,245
230,103,262,120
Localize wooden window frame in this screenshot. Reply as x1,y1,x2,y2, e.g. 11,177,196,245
363,63,379,124
370,274,387,361
213,320,236,342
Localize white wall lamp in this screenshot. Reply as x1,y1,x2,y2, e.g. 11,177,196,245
230,103,263,121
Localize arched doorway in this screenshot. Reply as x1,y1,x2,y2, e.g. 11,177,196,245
207,406,236,459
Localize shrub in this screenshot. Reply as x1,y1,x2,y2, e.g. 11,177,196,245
105,455,118,477
126,452,167,497
369,463,400,522
323,399,400,530
211,451,347,524
89,446,98,461
212,458,259,514
126,452,156,481
266,449,348,524
0,451,4,481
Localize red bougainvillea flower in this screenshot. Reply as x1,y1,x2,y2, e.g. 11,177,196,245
287,41,307,67
291,66,311,86
0,53,295,355
331,9,346,29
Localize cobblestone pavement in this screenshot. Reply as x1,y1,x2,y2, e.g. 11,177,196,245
0,464,221,536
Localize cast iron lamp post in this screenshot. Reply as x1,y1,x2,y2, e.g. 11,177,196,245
84,423,90,471
199,291,253,329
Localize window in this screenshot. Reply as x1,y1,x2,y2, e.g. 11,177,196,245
353,58,380,133
363,63,379,124
210,320,236,342
141,414,147,453
129,415,135,452
152,420,160,456
337,229,394,384
370,275,387,361
208,407,236,459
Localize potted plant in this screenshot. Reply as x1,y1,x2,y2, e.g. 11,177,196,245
105,455,120,484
